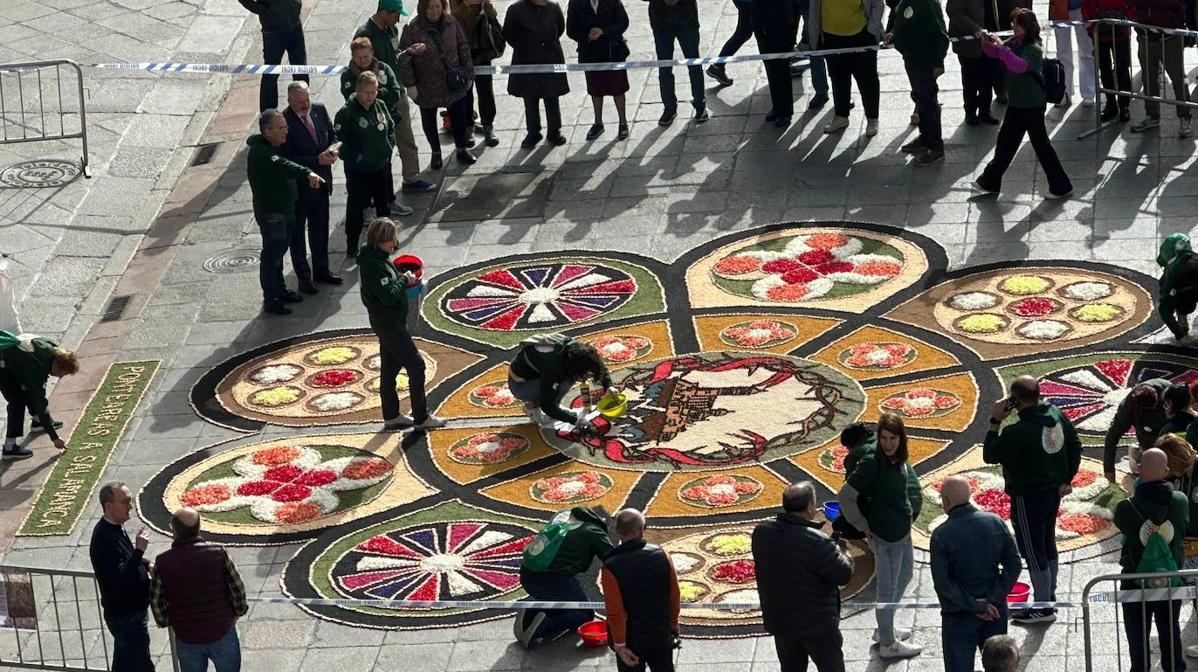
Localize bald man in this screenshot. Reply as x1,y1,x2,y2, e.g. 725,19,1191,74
983,374,1081,625
601,509,680,672
150,508,248,672
930,476,1021,672
1113,448,1189,672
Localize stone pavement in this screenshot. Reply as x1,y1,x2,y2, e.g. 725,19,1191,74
0,0,1196,668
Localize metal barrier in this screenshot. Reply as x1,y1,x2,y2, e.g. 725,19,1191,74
1081,568,1198,672
0,60,90,178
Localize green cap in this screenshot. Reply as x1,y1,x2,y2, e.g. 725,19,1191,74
1158,233,1192,267
379,0,410,15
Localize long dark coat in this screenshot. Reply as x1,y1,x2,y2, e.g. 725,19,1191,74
398,15,476,109
503,0,570,98
565,0,630,63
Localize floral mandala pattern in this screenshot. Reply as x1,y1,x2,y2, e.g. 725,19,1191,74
679,475,764,508
530,471,613,503
1037,358,1198,435
838,342,917,371
448,433,530,465
468,382,519,409
718,320,798,349
590,335,654,363
879,389,961,418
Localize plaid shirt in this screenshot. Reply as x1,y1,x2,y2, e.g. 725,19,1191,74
151,552,248,629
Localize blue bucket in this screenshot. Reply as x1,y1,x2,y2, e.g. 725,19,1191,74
404,283,426,300
822,501,840,521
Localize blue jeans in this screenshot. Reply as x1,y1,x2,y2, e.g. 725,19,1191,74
255,210,294,305
176,626,241,672
869,535,914,647
941,610,1007,672
652,25,705,112
796,0,828,95
519,569,593,641
105,611,155,672
260,26,308,111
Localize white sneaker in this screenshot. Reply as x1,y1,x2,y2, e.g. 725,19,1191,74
871,628,913,642
877,640,923,660
523,405,552,427
415,415,447,430
1181,119,1192,138
1185,644,1198,658
824,116,850,134
865,118,879,137
383,414,414,430
390,201,414,217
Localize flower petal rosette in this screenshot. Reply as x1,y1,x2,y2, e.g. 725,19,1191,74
718,320,798,349
590,335,654,364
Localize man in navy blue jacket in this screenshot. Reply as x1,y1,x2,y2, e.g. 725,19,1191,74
281,81,341,292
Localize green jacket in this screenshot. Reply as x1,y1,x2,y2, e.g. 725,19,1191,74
840,453,922,543
355,18,413,81
843,433,877,478
0,332,60,441
536,506,615,575
1159,249,1198,339
238,0,302,31
334,95,395,173
357,244,410,337
509,335,613,424
1003,41,1047,108
339,59,403,112
245,134,310,215
983,402,1082,496
891,0,949,69
1103,378,1172,476
1114,480,1189,572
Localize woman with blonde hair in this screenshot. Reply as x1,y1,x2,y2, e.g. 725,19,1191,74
356,218,445,431
0,333,77,459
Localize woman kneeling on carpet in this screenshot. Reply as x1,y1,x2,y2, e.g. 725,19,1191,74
507,334,612,432
357,218,446,431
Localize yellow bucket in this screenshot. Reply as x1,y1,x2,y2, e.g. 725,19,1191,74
596,393,627,419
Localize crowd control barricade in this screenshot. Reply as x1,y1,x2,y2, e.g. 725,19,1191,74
0,60,90,178
1082,568,1198,672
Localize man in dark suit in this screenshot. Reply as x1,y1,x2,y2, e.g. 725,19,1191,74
281,81,341,292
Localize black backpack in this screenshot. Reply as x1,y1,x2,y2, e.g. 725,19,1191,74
1039,58,1067,105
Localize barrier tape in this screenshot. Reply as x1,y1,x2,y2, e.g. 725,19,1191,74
247,585,1198,611
86,18,1166,78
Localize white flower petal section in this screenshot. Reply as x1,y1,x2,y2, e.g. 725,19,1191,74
321,456,394,490
310,392,364,412
232,446,322,478
554,272,612,292
1077,407,1120,433
803,277,835,299
1064,475,1112,501
251,364,302,384
1016,320,1071,340
782,237,814,255
357,556,423,571
458,530,516,556
466,285,519,297
845,253,903,266
1059,370,1113,392
830,237,864,259
948,292,1000,311
750,275,786,300
823,271,889,285
527,303,556,323
1062,282,1114,301
446,571,484,596
307,487,340,513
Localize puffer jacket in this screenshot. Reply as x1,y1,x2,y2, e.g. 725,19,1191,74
929,503,1022,615
752,513,853,636
399,15,476,109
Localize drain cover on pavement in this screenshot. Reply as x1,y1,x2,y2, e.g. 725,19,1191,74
0,159,81,188
202,249,261,273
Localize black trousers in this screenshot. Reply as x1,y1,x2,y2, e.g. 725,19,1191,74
467,70,497,126
1097,38,1133,111
0,372,25,440
523,96,562,134
759,29,798,117
822,30,879,119
958,54,993,118
978,106,1072,196
260,26,309,112
292,187,330,279
906,63,942,150
344,165,392,252
420,97,471,152
1121,580,1185,672
376,330,428,422
773,627,844,672
718,1,755,57
615,639,675,672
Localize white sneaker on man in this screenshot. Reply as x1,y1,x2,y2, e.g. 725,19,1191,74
824,116,850,134
1186,644,1198,658
415,415,447,430
382,414,414,431
877,640,923,659
872,628,913,642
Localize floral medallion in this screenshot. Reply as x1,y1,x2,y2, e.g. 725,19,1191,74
447,433,530,465
718,320,799,349
529,471,613,503
589,334,654,364
468,382,520,409
678,475,765,508
879,389,962,418
838,342,917,371
817,444,850,473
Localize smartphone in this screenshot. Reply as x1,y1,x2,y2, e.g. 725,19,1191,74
327,141,342,155
1003,397,1016,412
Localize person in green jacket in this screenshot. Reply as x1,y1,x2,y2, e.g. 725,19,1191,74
1156,233,1198,344
356,218,445,431
1113,448,1188,672
247,109,325,315
983,375,1081,625
516,505,614,648
238,0,308,112
0,333,77,460
837,413,924,660
506,334,613,432
1102,378,1173,483
888,0,949,166
336,72,398,256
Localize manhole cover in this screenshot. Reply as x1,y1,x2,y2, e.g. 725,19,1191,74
0,159,81,188
202,249,261,274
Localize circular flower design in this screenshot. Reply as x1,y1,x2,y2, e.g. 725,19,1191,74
1038,357,1196,434
250,364,302,385
679,580,711,603
308,391,366,413
1007,297,1064,318
1070,303,1126,323
818,444,850,473
719,320,798,349
671,552,705,574
701,532,752,557
529,471,613,503
590,335,653,363
679,475,764,508
306,346,360,366
998,275,1054,295
710,233,905,303
879,389,961,418
708,560,756,584
946,291,1000,311
178,445,393,525
838,342,916,371
448,433,530,465
249,386,303,407
441,262,639,331
309,369,360,388
1059,281,1113,302
953,313,1009,334
332,521,533,602
1015,319,1073,341
469,383,519,409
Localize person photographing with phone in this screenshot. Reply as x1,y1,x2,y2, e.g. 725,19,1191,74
982,375,1081,625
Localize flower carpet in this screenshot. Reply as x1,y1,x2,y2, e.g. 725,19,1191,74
157,222,1172,635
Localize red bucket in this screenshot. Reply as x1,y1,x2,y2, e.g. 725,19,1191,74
1007,581,1031,605
392,254,424,280
577,620,608,647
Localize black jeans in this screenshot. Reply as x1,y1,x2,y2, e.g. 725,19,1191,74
0,371,25,440
375,330,427,422
758,27,799,117
1097,38,1133,111
260,26,309,111
420,97,471,152
344,165,392,252
467,69,497,126
906,63,942,150
255,210,294,304
1121,580,1186,672
616,639,675,672
773,627,845,672
718,1,755,57
822,30,879,118
523,96,562,134
941,610,1007,672
292,186,330,279
105,611,155,672
978,106,1072,197
958,54,993,118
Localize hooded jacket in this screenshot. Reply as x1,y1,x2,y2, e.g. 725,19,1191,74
1114,480,1189,571
508,334,613,423
837,453,922,542
1159,250,1198,339
357,244,411,338
245,134,310,215
527,506,615,575
983,402,1082,496
930,503,1022,615
1102,378,1172,475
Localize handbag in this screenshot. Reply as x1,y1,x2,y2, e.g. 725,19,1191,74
474,12,506,63
429,27,472,93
